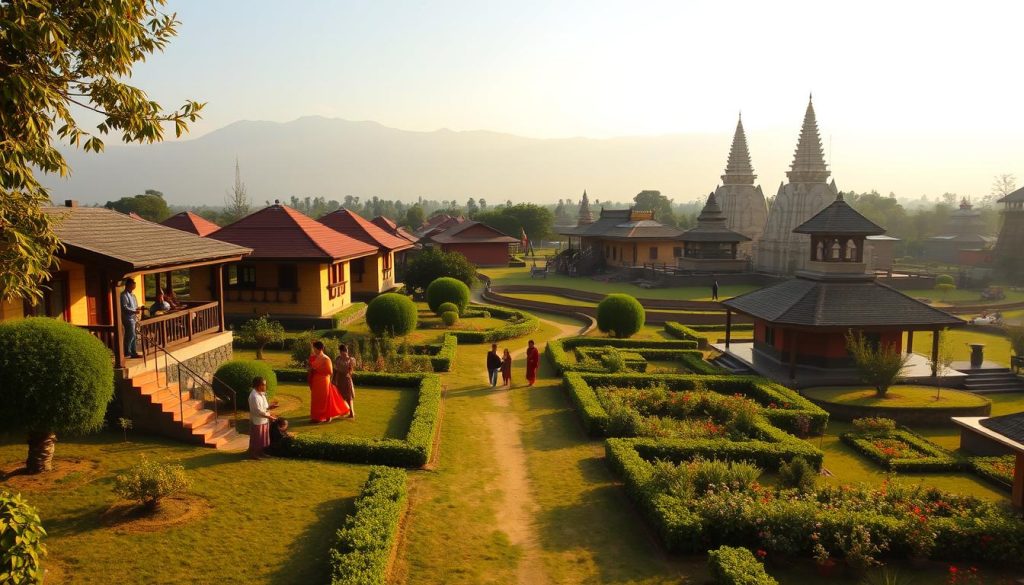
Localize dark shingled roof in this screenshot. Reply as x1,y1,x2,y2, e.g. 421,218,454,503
680,192,751,243
319,209,415,252
161,211,221,237
428,221,518,244
794,194,885,236
558,208,685,239
998,186,1024,204
980,412,1024,444
44,207,250,272
722,277,963,328
211,204,377,261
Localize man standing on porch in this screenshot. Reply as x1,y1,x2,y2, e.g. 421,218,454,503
120,278,143,358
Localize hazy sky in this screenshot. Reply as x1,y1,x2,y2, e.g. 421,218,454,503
90,0,1024,197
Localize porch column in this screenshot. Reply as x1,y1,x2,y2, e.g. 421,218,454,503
1013,452,1024,509
931,330,940,377
112,277,125,368
725,309,732,348
788,331,797,382
906,330,914,355
216,264,226,332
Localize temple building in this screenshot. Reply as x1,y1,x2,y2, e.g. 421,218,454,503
713,115,767,259
577,190,595,226
721,193,962,386
557,208,684,274
994,186,1024,282
755,97,840,274
677,193,750,272
923,199,995,264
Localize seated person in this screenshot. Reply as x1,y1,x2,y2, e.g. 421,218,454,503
164,287,185,310
268,417,293,453
149,292,171,317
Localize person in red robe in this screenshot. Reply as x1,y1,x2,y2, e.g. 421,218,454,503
525,339,540,386
308,341,350,423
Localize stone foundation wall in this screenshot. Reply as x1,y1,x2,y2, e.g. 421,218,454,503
164,339,233,386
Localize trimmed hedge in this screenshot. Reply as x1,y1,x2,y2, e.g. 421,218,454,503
213,360,277,410
429,334,458,372
606,439,1024,563
841,429,960,472
332,302,368,328
273,372,442,467
426,277,470,313
366,293,418,336
708,546,777,585
437,302,460,316
546,336,718,375
968,456,1015,491
563,372,828,437
446,304,539,343
330,466,407,585
596,294,645,338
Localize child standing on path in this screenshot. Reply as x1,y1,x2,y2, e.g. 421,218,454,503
500,348,513,387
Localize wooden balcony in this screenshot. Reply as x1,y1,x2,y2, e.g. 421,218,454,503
79,301,223,365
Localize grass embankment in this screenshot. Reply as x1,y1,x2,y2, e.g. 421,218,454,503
901,287,1024,305
905,329,1013,365
0,433,369,584
803,385,990,409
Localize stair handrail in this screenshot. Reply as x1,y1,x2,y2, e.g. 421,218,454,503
138,327,240,430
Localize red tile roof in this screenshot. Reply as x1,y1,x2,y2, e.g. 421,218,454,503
319,209,415,252
371,216,419,244
161,211,221,237
429,221,518,244
211,204,377,261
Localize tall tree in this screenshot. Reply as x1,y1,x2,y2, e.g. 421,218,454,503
633,190,678,227
405,205,425,229
104,189,171,221
222,158,251,224
0,0,204,303
992,173,1018,199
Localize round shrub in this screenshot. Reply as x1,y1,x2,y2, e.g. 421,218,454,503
437,301,460,316
426,277,470,314
0,317,114,473
935,274,955,286
0,491,46,582
366,293,419,336
596,294,645,338
214,360,277,410
441,311,459,326
289,330,341,368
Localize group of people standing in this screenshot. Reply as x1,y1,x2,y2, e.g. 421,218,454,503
247,340,360,459
486,340,540,388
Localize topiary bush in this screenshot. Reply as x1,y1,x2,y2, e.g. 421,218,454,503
426,277,470,314
437,301,460,316
0,490,47,583
935,274,955,286
113,456,192,511
366,293,419,336
290,331,341,367
596,294,645,339
0,317,114,473
441,311,459,327
214,359,277,410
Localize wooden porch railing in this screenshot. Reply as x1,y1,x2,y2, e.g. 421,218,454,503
225,286,299,304
81,324,117,352
139,301,221,355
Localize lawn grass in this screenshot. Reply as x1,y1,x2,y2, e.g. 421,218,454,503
480,266,759,300
0,432,369,584
900,287,1024,305
905,329,1013,365
803,385,990,408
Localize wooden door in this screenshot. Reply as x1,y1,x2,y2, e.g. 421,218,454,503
85,269,110,325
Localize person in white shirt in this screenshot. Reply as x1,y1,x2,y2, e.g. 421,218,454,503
247,377,276,460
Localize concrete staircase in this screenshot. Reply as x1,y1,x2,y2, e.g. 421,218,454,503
128,369,246,449
711,352,755,375
961,367,1024,394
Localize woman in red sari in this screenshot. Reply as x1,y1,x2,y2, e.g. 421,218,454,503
525,339,540,386
308,341,350,423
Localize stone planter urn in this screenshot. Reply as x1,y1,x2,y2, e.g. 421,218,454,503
969,343,985,368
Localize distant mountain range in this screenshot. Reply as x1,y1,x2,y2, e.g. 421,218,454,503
45,116,821,207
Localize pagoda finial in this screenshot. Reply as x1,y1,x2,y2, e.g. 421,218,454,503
785,96,830,184
721,113,756,185
578,189,595,225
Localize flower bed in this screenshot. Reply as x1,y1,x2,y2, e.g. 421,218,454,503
840,428,960,472
444,304,539,343
272,370,442,467
606,439,1024,565
968,455,1015,491
330,466,407,585
563,372,828,437
707,545,777,585
546,336,718,375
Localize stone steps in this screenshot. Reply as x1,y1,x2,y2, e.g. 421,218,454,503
961,368,1024,394
126,368,245,449
711,351,754,374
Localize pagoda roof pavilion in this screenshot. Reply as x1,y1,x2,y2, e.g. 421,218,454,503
558,208,683,240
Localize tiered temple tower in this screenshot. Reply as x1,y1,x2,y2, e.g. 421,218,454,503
755,96,839,274
577,190,595,225
714,114,767,260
